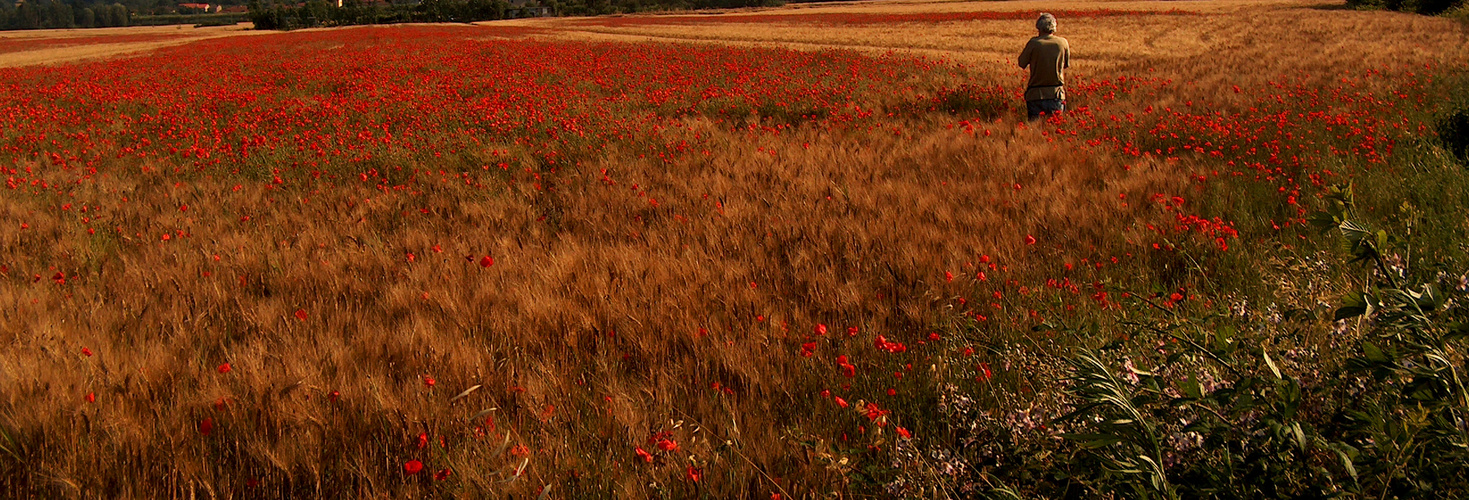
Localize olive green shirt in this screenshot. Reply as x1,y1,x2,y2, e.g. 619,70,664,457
1018,34,1070,102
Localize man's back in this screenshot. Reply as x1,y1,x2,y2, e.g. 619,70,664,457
1018,35,1070,102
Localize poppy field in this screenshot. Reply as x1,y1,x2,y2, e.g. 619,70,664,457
1,1,1468,497
566,8,1195,28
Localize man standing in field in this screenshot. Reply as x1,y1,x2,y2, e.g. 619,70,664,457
1018,13,1070,121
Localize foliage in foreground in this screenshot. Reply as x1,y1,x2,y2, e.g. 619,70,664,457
1055,182,1469,498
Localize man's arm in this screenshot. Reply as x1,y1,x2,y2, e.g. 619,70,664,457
1018,39,1033,69
1063,45,1070,70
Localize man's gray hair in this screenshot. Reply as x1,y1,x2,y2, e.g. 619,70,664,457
1037,13,1057,33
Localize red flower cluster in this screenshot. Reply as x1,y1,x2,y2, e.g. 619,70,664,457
873,335,906,354
575,8,1194,28
863,402,889,425
836,355,856,378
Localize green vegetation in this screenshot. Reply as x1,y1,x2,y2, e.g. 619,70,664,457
0,0,132,29
131,12,245,26
1348,0,1465,16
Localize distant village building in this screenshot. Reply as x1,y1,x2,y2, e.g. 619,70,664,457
507,0,550,17
178,3,223,12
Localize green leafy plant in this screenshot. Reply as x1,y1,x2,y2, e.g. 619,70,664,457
1058,350,1176,499
1054,183,1469,497
1318,183,1469,495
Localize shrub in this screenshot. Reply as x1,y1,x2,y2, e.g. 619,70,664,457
1347,0,1461,14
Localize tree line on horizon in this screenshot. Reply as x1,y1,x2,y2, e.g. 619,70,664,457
0,0,133,29
0,0,259,30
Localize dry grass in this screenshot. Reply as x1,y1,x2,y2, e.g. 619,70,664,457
0,23,257,68
504,0,1456,73
0,1,1466,497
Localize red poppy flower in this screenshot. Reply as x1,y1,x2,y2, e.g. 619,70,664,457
479,255,494,267
82,347,93,357
657,439,678,452
404,460,423,474
685,465,702,482
416,432,429,449
647,430,672,444
198,417,214,435
635,447,653,463
864,402,889,422
217,363,231,374
511,444,530,457
423,376,436,388
434,468,452,481
834,396,849,408
1025,235,1037,245
813,323,827,336
896,427,912,439
294,309,308,321
85,392,96,403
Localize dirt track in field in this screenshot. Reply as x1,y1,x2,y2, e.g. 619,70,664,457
0,23,262,68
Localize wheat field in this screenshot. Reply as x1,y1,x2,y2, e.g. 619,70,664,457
0,0,1466,497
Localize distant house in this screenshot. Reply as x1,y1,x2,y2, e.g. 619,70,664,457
507,0,550,16
178,3,222,12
